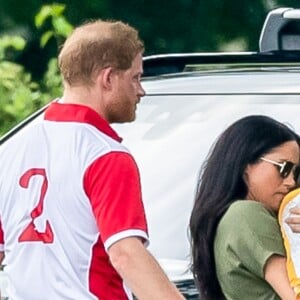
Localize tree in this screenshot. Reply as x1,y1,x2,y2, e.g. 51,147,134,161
0,35,41,135
0,0,300,78
0,4,71,135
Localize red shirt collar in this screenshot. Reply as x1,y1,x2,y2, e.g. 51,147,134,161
44,102,122,142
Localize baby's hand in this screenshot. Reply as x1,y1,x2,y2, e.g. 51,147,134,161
285,206,300,233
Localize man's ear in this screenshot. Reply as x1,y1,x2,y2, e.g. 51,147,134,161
97,67,114,91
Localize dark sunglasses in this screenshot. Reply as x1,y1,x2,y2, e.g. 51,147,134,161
260,157,300,181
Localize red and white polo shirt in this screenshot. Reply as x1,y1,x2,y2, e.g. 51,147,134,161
0,102,148,299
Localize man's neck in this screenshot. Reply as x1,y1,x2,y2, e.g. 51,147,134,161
62,85,105,118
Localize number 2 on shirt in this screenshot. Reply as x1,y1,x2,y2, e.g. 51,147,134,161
18,168,54,243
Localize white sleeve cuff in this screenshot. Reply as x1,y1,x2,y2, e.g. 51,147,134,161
104,229,149,251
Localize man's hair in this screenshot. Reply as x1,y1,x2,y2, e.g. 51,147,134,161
58,20,144,86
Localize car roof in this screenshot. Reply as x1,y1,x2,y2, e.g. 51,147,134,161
142,67,300,94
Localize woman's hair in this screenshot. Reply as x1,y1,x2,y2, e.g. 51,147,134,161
189,115,300,300
58,19,144,86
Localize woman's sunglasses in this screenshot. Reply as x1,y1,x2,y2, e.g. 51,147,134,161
260,157,300,181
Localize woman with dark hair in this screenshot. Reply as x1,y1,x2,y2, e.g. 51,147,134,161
189,115,300,300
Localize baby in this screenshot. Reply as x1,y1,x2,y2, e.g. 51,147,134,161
279,188,300,299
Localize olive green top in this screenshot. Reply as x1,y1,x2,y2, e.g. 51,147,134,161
214,200,285,300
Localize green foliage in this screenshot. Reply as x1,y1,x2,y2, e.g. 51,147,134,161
0,60,41,135
34,4,71,102
40,57,63,103
0,34,39,135
0,35,26,60
0,4,71,136
35,3,73,47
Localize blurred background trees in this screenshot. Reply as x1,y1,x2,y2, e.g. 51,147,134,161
0,0,299,135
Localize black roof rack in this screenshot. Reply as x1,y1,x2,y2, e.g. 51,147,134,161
259,7,300,52
142,51,300,77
